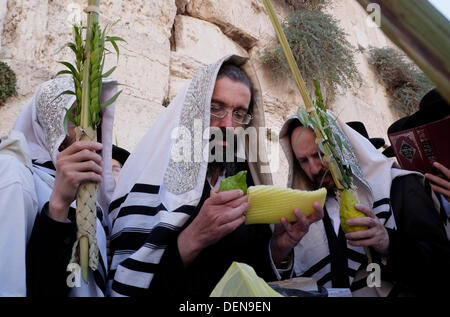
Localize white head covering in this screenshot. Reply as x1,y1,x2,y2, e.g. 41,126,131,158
279,113,416,294
13,77,117,218
108,55,272,296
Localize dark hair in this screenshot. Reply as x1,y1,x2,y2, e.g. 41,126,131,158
217,62,254,115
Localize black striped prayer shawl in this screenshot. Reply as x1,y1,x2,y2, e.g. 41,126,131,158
108,55,273,297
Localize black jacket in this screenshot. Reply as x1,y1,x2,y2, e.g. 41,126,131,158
26,203,77,297
148,163,277,297
387,174,450,297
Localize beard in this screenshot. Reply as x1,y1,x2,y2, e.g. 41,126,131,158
208,127,243,177
312,169,336,191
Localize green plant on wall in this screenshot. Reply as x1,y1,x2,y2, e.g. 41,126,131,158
368,46,434,117
0,61,17,106
260,4,361,103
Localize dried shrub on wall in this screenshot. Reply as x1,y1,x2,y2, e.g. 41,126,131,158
283,0,329,10
368,47,434,116
0,61,17,106
260,7,360,103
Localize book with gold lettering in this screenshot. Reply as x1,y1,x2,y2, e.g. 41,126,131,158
388,116,450,175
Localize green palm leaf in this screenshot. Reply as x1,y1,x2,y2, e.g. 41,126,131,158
100,90,122,108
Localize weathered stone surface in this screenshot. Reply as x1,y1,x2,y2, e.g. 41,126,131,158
175,0,191,14
1,0,402,183
172,15,248,64
0,0,6,52
168,15,248,100
326,0,395,141
0,0,177,152
262,94,294,187
186,0,263,49
168,51,206,100
186,0,291,50
113,95,166,152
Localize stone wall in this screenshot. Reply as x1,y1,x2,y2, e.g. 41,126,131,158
0,1,6,52
0,0,399,186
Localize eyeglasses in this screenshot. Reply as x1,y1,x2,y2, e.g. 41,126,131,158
210,104,253,125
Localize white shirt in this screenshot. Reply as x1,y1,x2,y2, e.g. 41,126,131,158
0,154,38,296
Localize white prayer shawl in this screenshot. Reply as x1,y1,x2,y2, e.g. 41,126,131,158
108,55,272,297
12,77,118,296
0,130,38,296
279,114,419,295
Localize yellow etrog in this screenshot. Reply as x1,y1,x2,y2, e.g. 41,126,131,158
339,189,368,233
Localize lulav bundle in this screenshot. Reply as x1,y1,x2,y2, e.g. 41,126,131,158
262,0,371,264
56,0,125,283
89,22,102,128
297,83,367,235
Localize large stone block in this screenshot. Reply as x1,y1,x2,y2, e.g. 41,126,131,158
185,0,291,50
113,95,166,152
168,51,206,100
168,15,249,102
0,0,7,52
186,0,262,50
173,15,248,65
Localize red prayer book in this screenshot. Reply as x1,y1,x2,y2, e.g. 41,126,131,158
388,117,450,175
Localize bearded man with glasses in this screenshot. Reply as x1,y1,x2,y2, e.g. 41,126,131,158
108,56,321,297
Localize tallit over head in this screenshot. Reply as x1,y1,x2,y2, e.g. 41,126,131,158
108,55,272,296
13,77,118,217
278,113,416,292
279,114,415,226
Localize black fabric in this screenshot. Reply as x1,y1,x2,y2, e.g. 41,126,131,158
32,160,56,171
112,145,130,167
386,174,450,297
147,162,277,298
26,203,109,296
26,203,77,297
322,207,350,288
301,255,331,278
108,184,161,216
346,121,385,149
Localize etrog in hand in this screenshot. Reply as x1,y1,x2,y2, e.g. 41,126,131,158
339,189,368,233
219,171,248,195
245,186,327,224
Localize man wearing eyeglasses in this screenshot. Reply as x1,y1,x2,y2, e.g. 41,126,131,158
207,62,254,187
108,57,313,297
